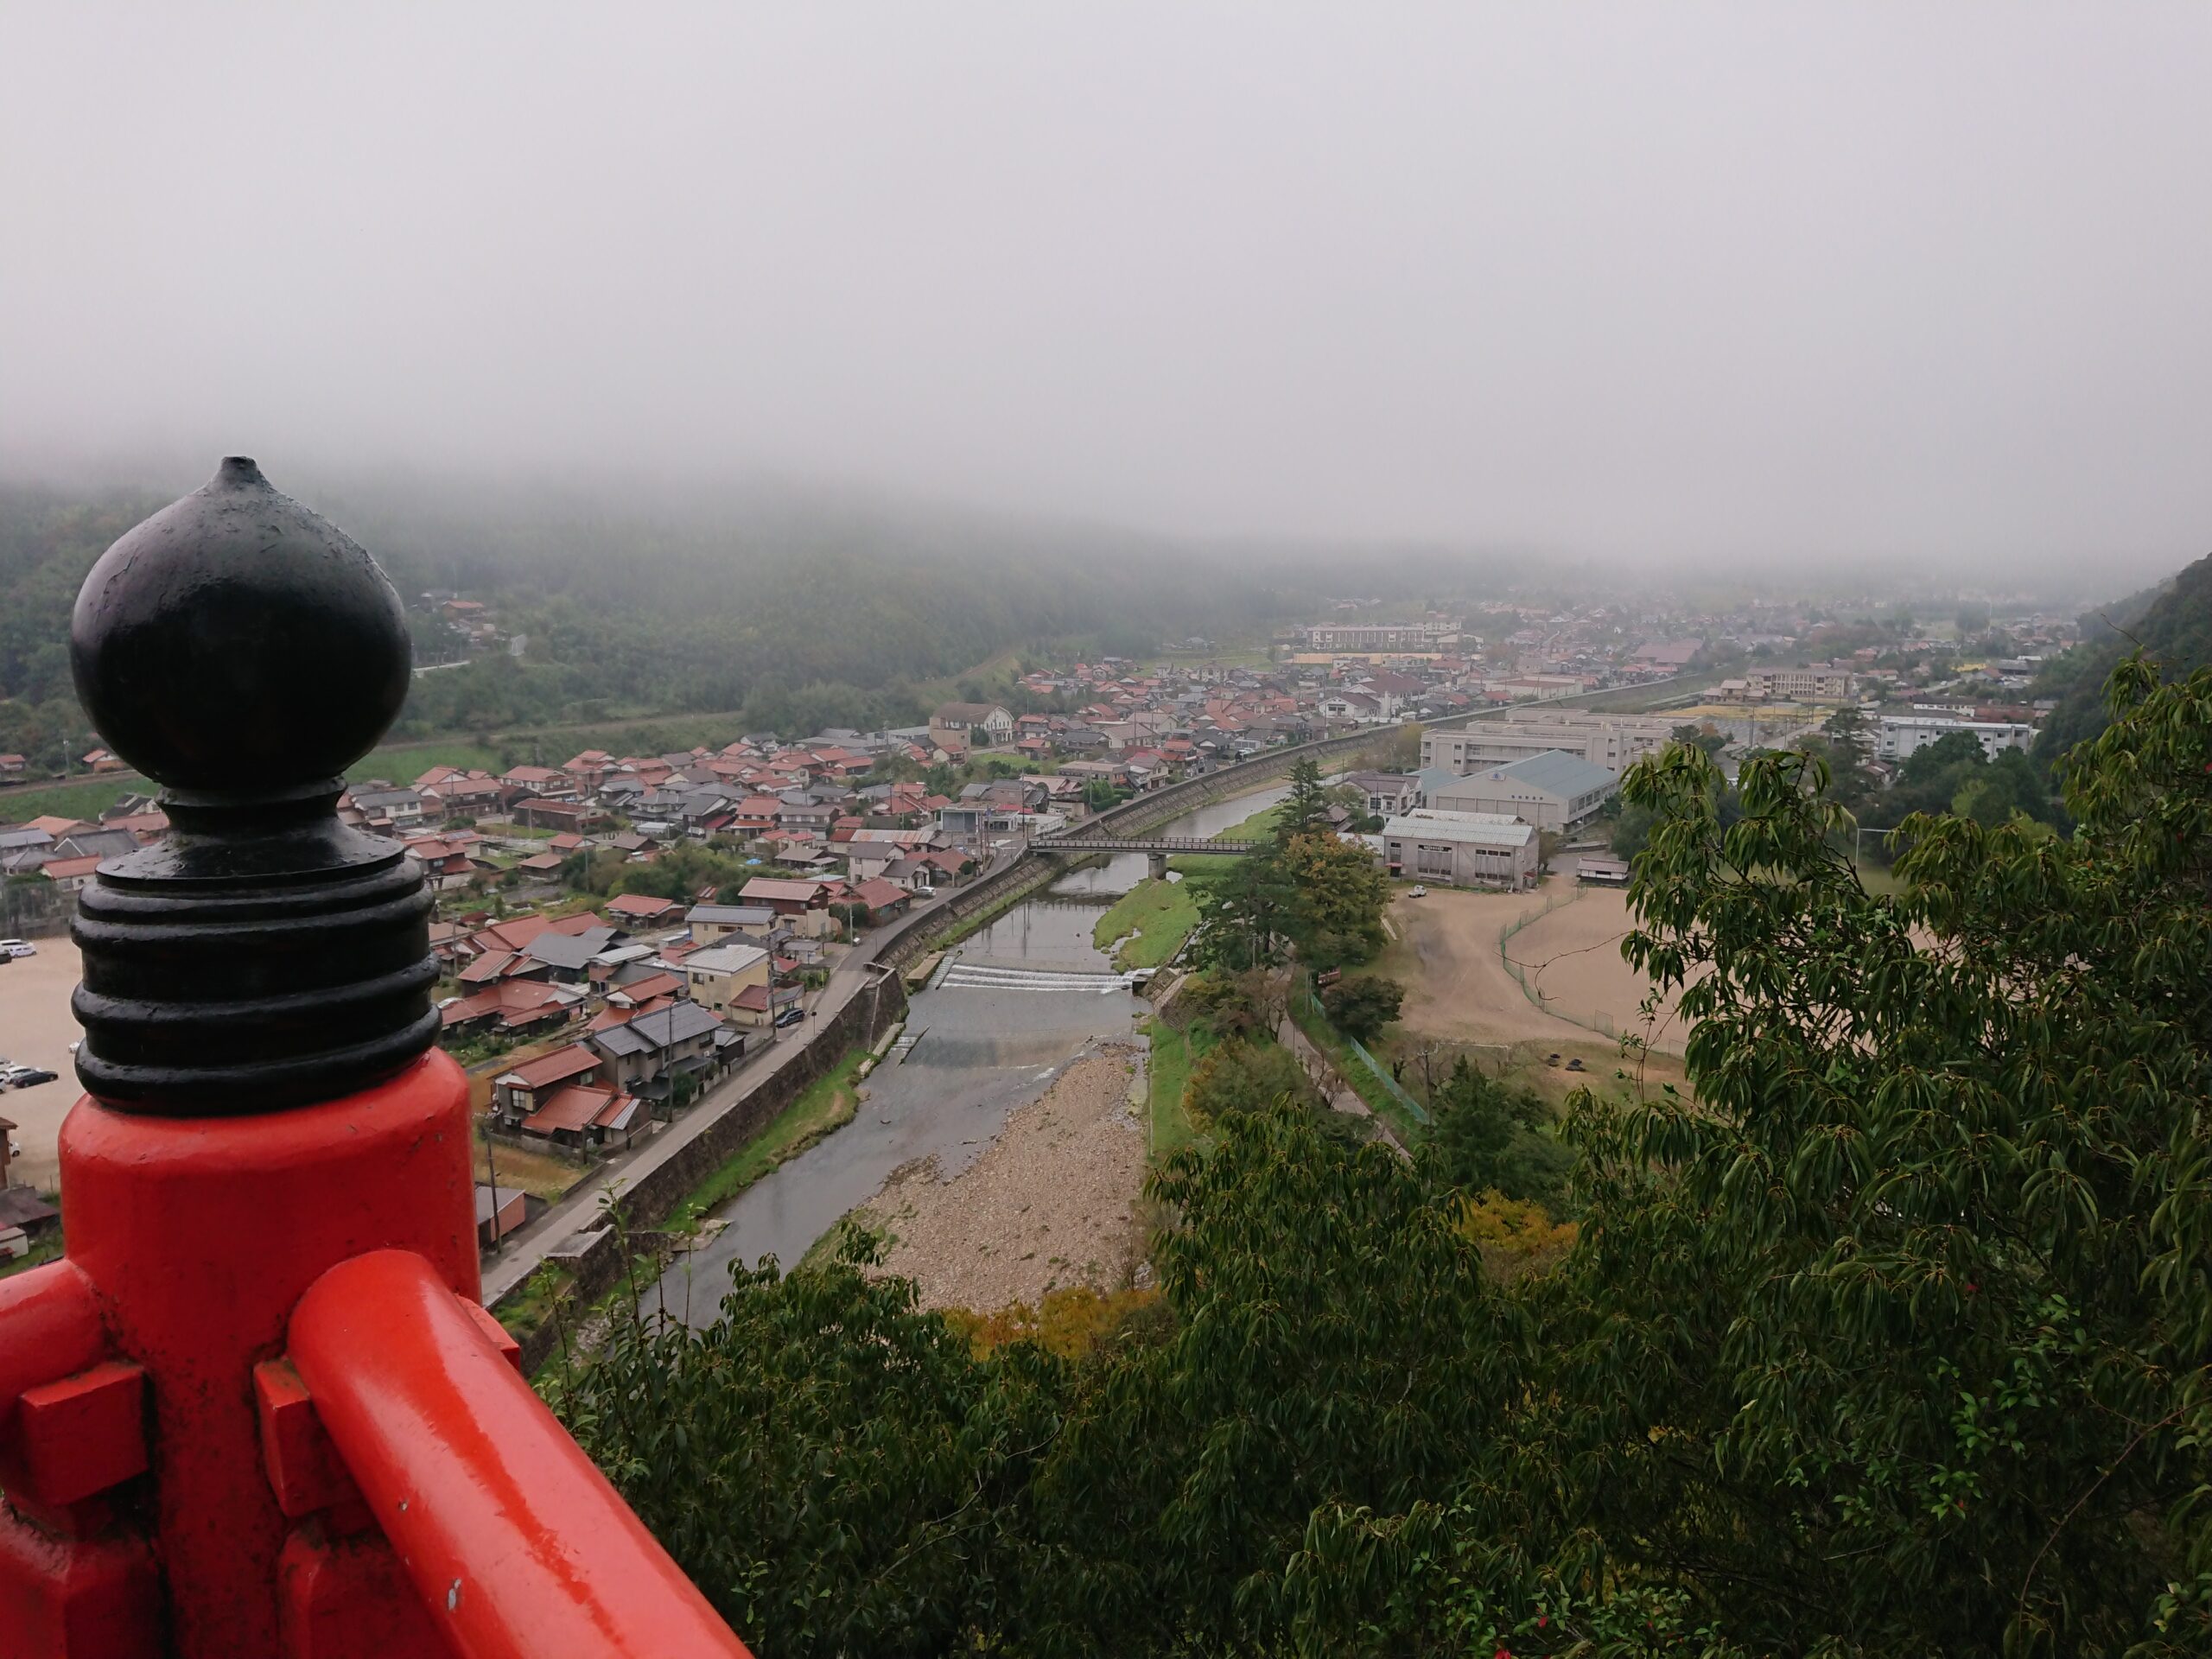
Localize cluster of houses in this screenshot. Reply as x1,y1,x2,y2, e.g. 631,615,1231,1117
437,880,882,1156
0,798,171,891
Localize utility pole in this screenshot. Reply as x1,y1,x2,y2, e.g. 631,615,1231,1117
482,1109,502,1253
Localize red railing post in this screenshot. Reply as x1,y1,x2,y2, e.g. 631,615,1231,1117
0,460,751,1658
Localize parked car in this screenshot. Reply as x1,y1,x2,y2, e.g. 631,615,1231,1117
773,1007,805,1029
0,939,35,959
1407,886,1427,899
2,1065,58,1090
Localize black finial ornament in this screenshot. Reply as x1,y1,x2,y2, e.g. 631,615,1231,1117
68,458,438,1112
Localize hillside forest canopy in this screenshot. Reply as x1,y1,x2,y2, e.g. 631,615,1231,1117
0,474,1330,770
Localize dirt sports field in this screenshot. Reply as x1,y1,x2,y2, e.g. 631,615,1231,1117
1384,878,1693,1058
0,937,86,1190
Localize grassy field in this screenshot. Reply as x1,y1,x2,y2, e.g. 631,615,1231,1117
1141,1014,1213,1159
0,777,142,823
474,1122,590,1201
677,1046,867,1218
1092,878,1202,969
1213,802,1281,842
347,741,504,784
0,1231,64,1281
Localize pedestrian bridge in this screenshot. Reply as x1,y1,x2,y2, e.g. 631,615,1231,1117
1034,830,1260,878
1036,832,1260,855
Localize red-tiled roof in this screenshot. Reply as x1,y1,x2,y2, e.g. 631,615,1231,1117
502,1044,601,1091
612,971,682,1005
591,1094,644,1133
457,950,517,985
522,1083,616,1135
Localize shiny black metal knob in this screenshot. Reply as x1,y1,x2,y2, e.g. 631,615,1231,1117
68,459,438,1113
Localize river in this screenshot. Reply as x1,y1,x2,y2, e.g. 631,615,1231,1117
645,774,1299,1325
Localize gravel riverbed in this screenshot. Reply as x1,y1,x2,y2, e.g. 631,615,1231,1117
861,1039,1147,1313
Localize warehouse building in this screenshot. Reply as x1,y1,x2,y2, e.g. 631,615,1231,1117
1379,810,1538,890
1425,749,1618,832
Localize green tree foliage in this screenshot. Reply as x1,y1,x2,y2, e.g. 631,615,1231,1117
1035,1110,1502,1656
1274,830,1392,966
2033,553,2212,767
1181,1037,1320,1125
1608,799,1656,861
554,1233,1065,1658
1896,727,1986,785
1858,733,2063,860
1415,1057,1571,1214
568,841,753,903
1319,974,1404,1045
1669,721,1728,759
1274,756,1333,845
1539,656,2212,1655
1187,852,1301,974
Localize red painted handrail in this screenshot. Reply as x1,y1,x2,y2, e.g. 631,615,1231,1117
289,1249,751,1659
0,1260,105,1426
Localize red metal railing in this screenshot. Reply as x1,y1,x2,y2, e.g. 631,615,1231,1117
289,1249,751,1659
0,1263,105,1433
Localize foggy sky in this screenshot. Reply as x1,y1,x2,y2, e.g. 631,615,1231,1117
3,4,2209,574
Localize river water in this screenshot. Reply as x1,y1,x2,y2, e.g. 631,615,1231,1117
1045,778,1295,893
646,775,1297,1325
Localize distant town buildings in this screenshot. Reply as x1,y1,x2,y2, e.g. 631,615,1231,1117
1298,620,1457,652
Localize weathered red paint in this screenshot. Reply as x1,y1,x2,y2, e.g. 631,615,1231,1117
17,1362,149,1510
289,1249,753,1659
54,1052,478,1658
0,1260,107,1436
0,1506,162,1658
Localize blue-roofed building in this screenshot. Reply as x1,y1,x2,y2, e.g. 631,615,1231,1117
1426,749,1618,831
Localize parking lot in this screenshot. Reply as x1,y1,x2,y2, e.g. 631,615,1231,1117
0,937,83,1190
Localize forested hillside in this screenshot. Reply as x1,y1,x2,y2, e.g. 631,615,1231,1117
0,474,1311,767
2032,551,2212,766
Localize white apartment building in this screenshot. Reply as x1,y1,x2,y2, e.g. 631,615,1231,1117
1421,713,1677,778
1877,716,2035,762
1379,810,1538,889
